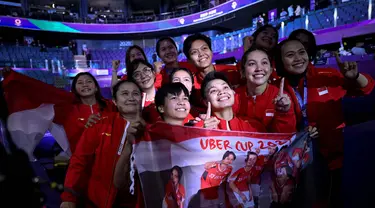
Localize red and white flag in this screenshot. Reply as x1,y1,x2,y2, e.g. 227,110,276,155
134,122,311,208
2,70,75,160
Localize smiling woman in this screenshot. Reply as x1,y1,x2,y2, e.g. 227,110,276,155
54,72,116,153
198,71,265,132
127,59,157,107
61,80,145,208
155,82,191,126
233,48,296,133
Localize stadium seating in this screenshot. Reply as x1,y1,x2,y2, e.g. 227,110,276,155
0,0,372,70
0,45,74,69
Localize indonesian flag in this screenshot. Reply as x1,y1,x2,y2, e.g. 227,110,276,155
134,122,311,208
2,70,75,160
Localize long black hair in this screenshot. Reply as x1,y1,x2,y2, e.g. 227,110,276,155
71,72,107,111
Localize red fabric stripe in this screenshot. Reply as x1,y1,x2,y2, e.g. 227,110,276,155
138,122,294,144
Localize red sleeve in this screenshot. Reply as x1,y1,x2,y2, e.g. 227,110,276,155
154,73,163,89
104,99,118,112
61,127,100,203
164,181,173,196
180,184,186,198
345,73,375,96
316,67,375,97
269,92,297,133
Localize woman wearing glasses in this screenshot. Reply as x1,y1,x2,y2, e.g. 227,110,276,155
127,59,157,108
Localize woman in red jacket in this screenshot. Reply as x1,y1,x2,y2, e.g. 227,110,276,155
55,72,116,154
163,166,186,208
2,69,115,156
197,71,266,132
275,38,375,207
61,80,145,208
155,37,196,85
183,33,242,90
234,48,296,133
127,59,157,108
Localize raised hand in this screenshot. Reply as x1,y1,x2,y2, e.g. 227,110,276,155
274,78,291,112
335,53,359,80
112,60,120,73
203,102,220,129
85,113,101,128
243,36,254,52
153,61,163,74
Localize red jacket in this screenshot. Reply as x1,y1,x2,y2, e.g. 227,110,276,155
196,116,266,132
61,112,143,208
193,64,243,90
233,84,296,133
284,66,375,170
190,64,244,110
2,70,117,154
54,100,116,153
159,61,197,86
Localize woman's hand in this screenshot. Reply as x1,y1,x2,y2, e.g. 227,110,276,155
127,119,146,143
112,60,120,73
307,126,319,139
85,113,101,128
274,78,291,112
335,53,358,80
243,36,254,52
153,61,163,74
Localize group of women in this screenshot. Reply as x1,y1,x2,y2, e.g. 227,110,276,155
1,24,374,208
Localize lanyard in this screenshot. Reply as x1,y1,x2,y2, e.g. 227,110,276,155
293,78,308,129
